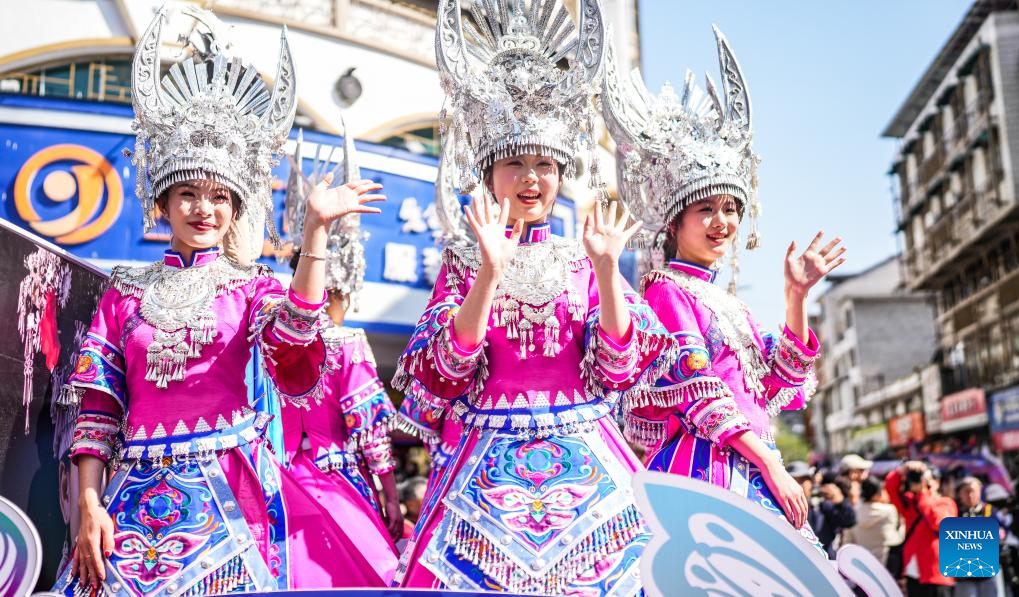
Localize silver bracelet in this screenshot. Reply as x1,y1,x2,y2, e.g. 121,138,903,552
299,251,327,261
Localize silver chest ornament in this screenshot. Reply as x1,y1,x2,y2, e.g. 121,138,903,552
450,237,586,359
113,258,262,388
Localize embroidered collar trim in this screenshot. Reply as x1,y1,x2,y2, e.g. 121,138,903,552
668,259,717,283
164,247,221,269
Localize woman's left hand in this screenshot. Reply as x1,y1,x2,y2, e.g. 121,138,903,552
304,173,385,228
384,495,404,542
784,231,846,298
583,200,642,272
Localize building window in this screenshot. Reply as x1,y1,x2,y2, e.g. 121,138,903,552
0,58,133,103
379,124,439,157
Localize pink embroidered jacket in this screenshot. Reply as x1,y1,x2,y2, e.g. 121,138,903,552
625,260,818,454
393,224,675,437
67,248,326,464
282,325,396,476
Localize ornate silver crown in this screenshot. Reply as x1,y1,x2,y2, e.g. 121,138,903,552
131,5,297,263
283,118,367,303
436,0,606,192
602,25,761,251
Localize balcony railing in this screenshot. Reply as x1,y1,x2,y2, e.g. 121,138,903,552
903,173,1008,288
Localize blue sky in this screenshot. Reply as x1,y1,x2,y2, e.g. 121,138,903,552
637,0,972,327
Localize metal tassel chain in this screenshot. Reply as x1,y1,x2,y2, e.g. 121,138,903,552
116,258,258,388
490,241,585,359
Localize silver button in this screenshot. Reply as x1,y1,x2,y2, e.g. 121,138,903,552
208,469,219,478
111,582,122,592
167,584,178,593
500,535,511,546
223,501,236,512
102,495,111,505
236,534,248,544
201,557,212,569
531,558,545,570
560,534,572,545
427,552,439,563
449,574,462,586
592,510,602,519
470,511,481,522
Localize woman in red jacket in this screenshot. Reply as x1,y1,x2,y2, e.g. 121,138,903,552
886,461,958,596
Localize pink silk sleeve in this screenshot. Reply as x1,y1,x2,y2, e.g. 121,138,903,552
247,276,327,408
624,278,751,452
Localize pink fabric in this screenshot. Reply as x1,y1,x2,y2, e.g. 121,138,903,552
65,251,385,589
631,266,818,460
286,452,398,585
401,251,661,407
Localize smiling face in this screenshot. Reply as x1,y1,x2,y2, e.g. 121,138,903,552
670,194,741,267
159,179,238,253
486,154,561,225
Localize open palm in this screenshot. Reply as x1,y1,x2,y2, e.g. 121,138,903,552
463,196,522,273
785,231,846,297
583,200,642,271
305,173,385,226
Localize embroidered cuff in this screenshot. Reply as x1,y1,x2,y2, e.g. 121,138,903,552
686,398,752,446
434,325,483,381
362,437,397,475
69,412,121,463
342,382,396,450
396,379,447,443
270,288,326,345
770,327,819,386
68,333,127,410
594,327,639,387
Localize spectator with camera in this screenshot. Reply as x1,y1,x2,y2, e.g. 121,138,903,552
844,476,903,565
887,461,958,596
811,472,858,558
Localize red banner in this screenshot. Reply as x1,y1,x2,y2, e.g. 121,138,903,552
888,412,926,447
994,429,1019,452
940,388,988,433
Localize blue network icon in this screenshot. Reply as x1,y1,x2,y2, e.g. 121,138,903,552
943,558,997,578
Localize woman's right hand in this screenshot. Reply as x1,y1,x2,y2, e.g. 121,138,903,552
71,498,114,589
760,461,809,530
463,196,522,276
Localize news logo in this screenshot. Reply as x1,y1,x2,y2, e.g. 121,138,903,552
940,517,999,578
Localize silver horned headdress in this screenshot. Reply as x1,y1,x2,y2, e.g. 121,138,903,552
131,5,297,263
603,25,761,259
283,117,367,305
436,0,606,192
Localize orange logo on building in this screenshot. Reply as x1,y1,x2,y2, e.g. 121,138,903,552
14,144,123,244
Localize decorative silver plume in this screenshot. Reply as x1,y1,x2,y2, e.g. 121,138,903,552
435,0,606,192
131,5,297,263
433,133,475,249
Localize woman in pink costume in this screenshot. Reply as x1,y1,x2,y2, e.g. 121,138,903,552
602,27,845,551
392,1,674,594
278,131,401,584
56,7,389,594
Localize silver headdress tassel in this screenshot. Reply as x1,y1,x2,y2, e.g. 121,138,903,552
602,25,761,290
283,116,368,309
436,0,606,192
433,133,475,250
131,5,297,264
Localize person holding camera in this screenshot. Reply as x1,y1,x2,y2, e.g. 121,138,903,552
887,461,958,596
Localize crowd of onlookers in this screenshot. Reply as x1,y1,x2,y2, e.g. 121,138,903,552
788,453,1018,596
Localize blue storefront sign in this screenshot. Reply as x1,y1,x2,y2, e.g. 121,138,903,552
0,94,581,334
989,385,1019,433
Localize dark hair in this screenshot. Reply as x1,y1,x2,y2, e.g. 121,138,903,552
289,248,301,273
860,477,882,502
